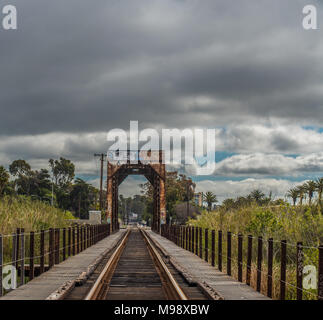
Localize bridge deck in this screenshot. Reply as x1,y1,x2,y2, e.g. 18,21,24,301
147,230,270,300
0,230,126,300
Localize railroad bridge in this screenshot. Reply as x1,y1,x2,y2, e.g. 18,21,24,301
2,151,312,300
106,150,166,233
0,226,273,301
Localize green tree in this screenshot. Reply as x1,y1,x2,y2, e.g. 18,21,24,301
203,191,218,211
70,178,94,218
315,177,323,205
49,158,75,209
305,180,317,206
29,169,52,200
250,189,265,204
49,157,75,188
286,188,298,206
296,185,306,206
140,171,196,223
9,159,31,177
9,159,32,195
0,166,9,196
222,198,235,210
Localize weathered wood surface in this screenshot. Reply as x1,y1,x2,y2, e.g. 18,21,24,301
147,230,270,300
0,230,126,300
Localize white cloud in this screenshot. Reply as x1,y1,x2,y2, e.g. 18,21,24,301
195,178,304,203
214,152,323,176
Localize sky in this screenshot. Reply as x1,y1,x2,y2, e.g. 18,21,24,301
0,0,323,202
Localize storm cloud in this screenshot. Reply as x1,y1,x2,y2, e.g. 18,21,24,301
0,0,322,197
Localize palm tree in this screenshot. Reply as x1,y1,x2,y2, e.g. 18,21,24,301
315,177,323,205
286,188,298,206
203,191,218,211
305,180,317,205
250,189,265,204
296,185,306,206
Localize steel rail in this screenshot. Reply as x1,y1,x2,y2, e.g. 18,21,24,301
84,229,130,300
85,228,187,300
140,229,188,300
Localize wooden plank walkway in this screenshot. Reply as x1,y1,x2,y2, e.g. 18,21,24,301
0,230,126,300
147,230,270,300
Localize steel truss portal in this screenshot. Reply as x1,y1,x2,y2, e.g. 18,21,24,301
106,150,166,233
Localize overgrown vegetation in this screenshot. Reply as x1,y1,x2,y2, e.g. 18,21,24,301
0,158,99,219
188,184,323,300
0,195,74,235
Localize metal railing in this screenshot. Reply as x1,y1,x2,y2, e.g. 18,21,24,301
161,224,323,300
0,224,111,297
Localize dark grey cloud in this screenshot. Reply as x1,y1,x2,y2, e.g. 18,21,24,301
0,0,322,137
1,0,323,189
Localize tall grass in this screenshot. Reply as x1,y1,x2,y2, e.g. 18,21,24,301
0,195,74,234
188,203,322,300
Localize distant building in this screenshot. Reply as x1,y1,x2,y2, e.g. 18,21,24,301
194,192,203,207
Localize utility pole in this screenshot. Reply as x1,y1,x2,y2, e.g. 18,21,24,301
51,181,54,206
186,179,193,220
94,153,106,211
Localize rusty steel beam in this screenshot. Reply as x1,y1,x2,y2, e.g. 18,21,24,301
106,151,166,233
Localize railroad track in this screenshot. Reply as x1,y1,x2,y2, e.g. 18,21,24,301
64,228,210,300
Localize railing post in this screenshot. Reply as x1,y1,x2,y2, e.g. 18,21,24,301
218,230,222,271
62,228,66,261
185,227,188,250
186,226,190,251
40,230,45,274
89,226,92,246
87,225,90,243
318,245,323,300
238,233,243,282
191,226,195,252
296,242,303,300
205,229,209,263
0,234,3,297
180,226,183,248
83,226,86,249
20,228,25,286
256,236,263,292
211,230,215,267
80,226,83,251
68,227,71,257
280,240,287,300
72,227,76,256
11,232,17,289
77,225,80,253
16,228,20,270
267,238,273,298
55,228,60,264
199,228,202,259
13,228,20,272
178,226,180,246
49,228,54,268
174,226,176,244
29,231,34,280
227,232,231,276
246,235,252,286
195,227,198,256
